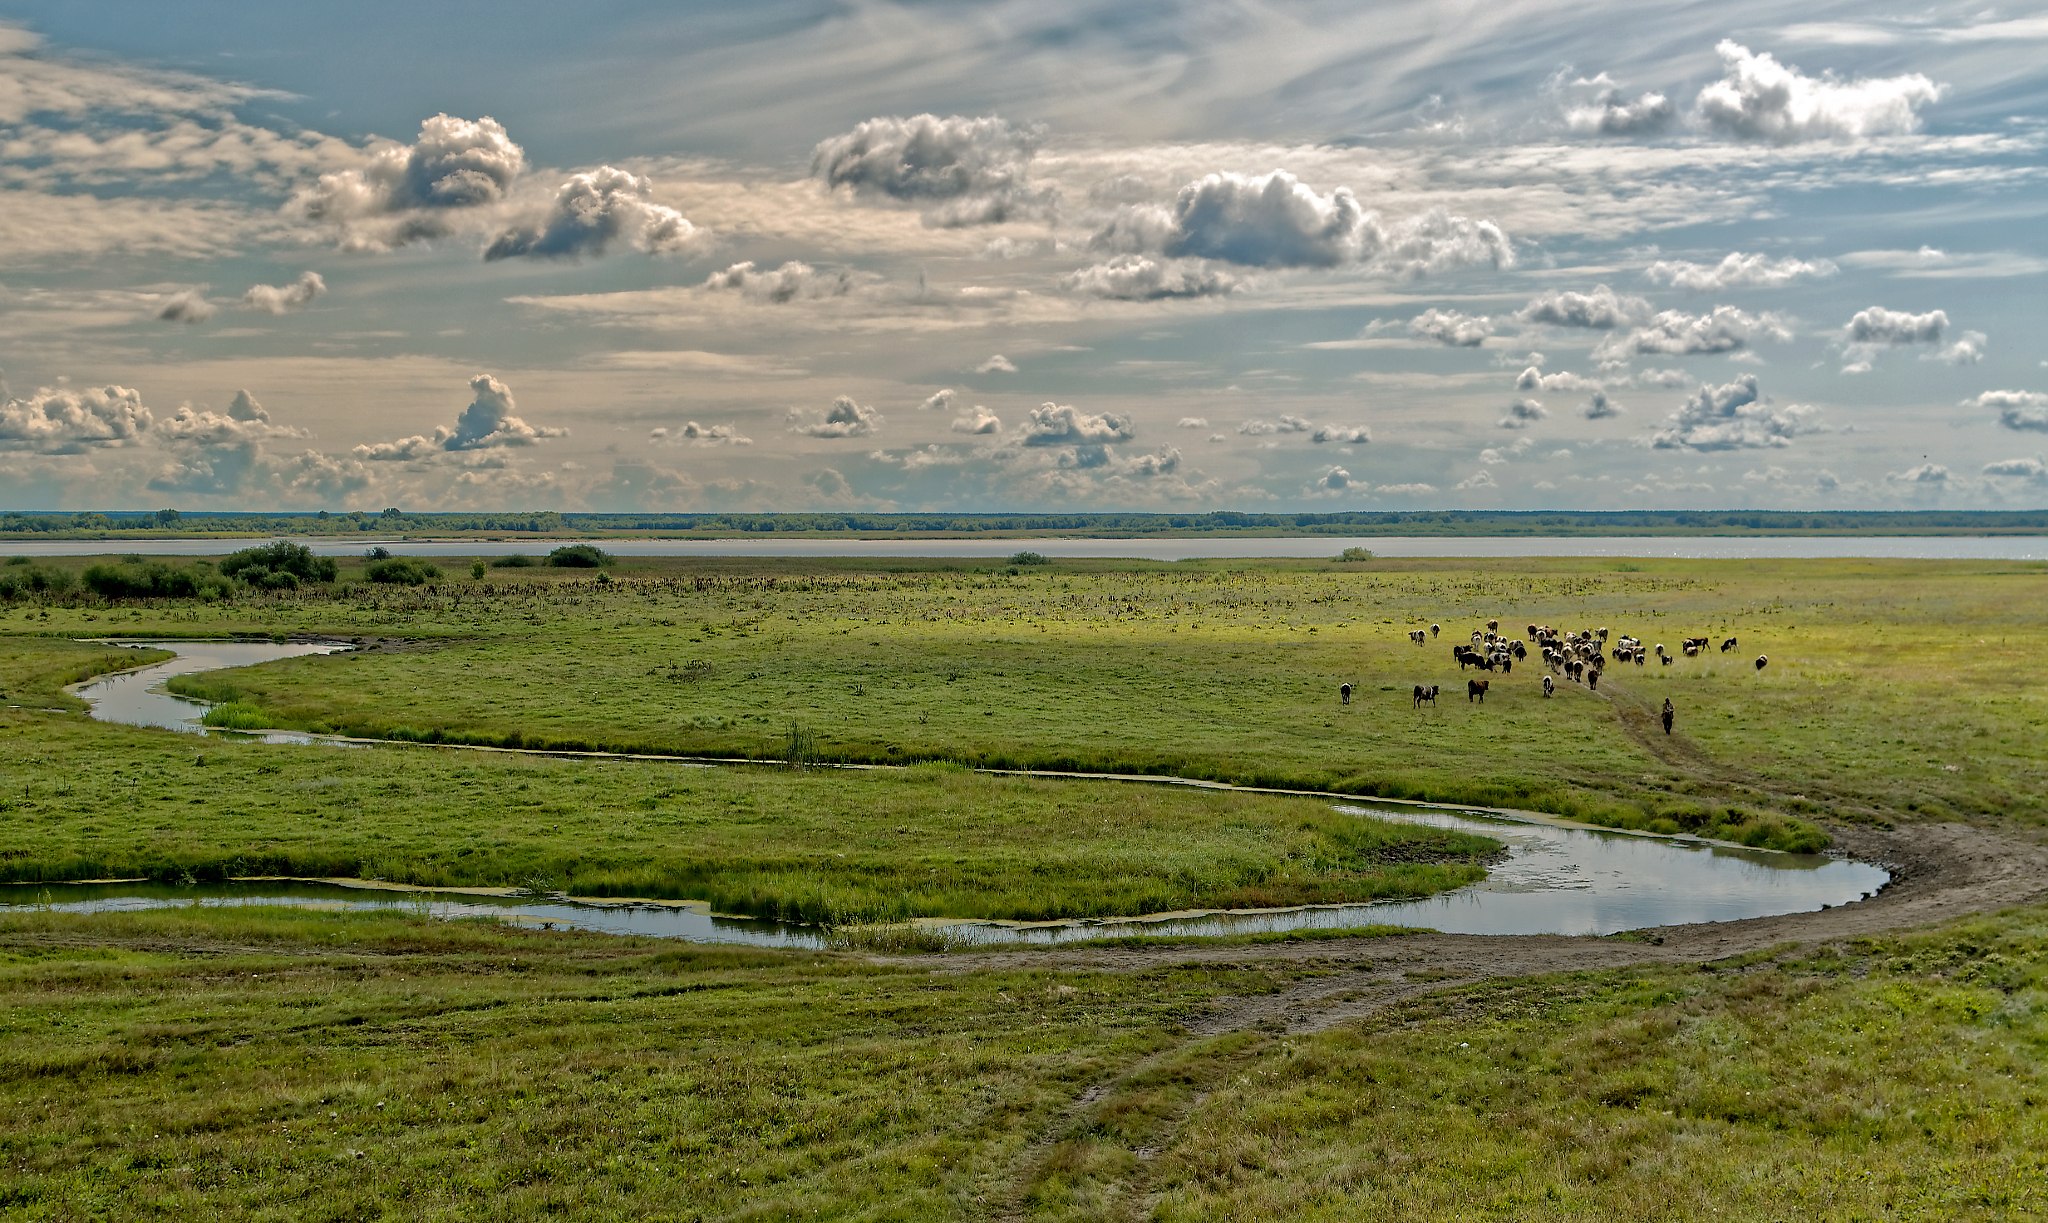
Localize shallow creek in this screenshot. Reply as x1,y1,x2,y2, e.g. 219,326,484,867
16,640,1891,946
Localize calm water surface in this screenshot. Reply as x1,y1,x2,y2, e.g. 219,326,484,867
41,639,1890,942
10,535,2046,560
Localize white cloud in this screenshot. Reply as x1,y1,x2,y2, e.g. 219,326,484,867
241,271,326,314
1516,284,1649,329
1643,252,1837,291
0,382,151,451
1929,331,1986,366
1565,85,1676,136
1239,414,1313,436
1982,457,2047,482
652,420,751,445
975,354,1018,374
1060,255,1236,299
1888,462,1949,485
1516,367,1599,393
1598,306,1792,359
702,260,853,303
1651,374,1817,450
1845,306,1948,345
1499,398,1548,429
921,389,957,413
1583,390,1623,419
1633,368,1691,389
951,407,1001,434
1455,470,1496,490
1970,390,2048,432
1313,465,1352,492
1311,424,1371,444
790,395,882,438
354,374,564,460
1022,402,1132,446
1175,416,1208,429
1093,170,1509,274
811,113,1047,226
155,288,215,324
485,166,695,261
292,114,526,251
1407,308,1492,346
1694,41,1942,142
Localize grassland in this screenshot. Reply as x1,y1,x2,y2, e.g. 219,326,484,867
0,903,2040,1220
13,553,2044,848
4,554,2045,1218
0,709,1492,924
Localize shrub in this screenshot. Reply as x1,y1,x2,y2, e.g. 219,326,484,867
364,545,392,560
1008,550,1050,566
469,559,487,579
81,561,235,600
1336,546,1375,562
221,541,337,584
363,557,443,585
0,564,76,600
491,554,537,568
547,543,613,568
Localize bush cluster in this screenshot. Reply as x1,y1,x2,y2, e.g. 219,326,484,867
0,562,75,600
363,556,443,585
547,543,613,568
221,541,337,589
81,560,235,600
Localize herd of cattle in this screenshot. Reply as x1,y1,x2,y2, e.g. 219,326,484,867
1351,620,1768,708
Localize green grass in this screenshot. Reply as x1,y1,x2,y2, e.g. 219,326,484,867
198,701,268,730
1,904,2041,1219
0,711,1493,925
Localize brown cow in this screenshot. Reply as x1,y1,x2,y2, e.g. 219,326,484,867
1662,698,1675,735
1467,678,1490,703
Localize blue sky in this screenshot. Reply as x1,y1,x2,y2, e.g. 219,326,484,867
0,0,2044,511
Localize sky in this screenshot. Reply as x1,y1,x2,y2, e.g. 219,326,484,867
0,0,2044,513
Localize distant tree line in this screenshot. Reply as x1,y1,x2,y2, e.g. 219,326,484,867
4,508,2048,539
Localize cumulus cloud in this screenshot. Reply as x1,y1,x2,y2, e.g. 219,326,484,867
1516,284,1649,329
1313,465,1352,492
0,383,152,451
156,389,304,446
789,395,882,438
1516,367,1600,393
1633,367,1692,389
241,271,326,314
1651,374,1817,450
485,166,694,261
1093,171,1509,274
976,354,1018,374
293,113,526,251
354,374,564,460
1846,306,1948,345
156,289,215,324
1022,402,1132,446
1930,331,1987,366
1643,252,1837,291
1584,390,1623,419
1564,84,1679,136
1408,308,1492,346
811,113,1047,226
951,407,1002,434
1695,41,1942,142
920,388,958,413
1455,469,1497,490
1971,390,2048,432
1983,457,2047,482
1175,416,1209,429
1060,255,1236,300
1239,414,1313,436
652,420,751,445
703,260,851,303
1311,424,1371,444
1888,462,1950,485
1499,398,1549,429
1598,306,1792,359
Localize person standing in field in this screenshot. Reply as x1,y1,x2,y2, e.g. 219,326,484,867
1662,698,1675,736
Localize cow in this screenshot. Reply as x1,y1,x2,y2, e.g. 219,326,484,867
1408,629,1427,645
1340,682,1352,706
1660,653,1674,666
1755,654,1769,673
1587,668,1599,691
1413,683,1439,708
1542,674,1554,698
1430,623,1440,638
1662,698,1674,735
1467,678,1490,703
1720,636,1739,653
1487,619,1499,632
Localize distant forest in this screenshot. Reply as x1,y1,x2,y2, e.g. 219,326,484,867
4,508,2048,539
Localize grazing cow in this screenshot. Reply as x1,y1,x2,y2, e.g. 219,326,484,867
1413,683,1439,708
1487,619,1499,632
1661,653,1674,666
1587,668,1599,691
1526,624,1539,639
1430,623,1440,638
1720,636,1739,653
1682,642,1701,657
1755,654,1769,673
1471,630,1484,644
1467,678,1490,703
1684,636,1711,653
1340,682,1352,706
1408,629,1427,645
1542,674,1554,698
1662,698,1675,735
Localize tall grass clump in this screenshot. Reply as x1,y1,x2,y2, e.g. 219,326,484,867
200,701,269,730
363,557,443,585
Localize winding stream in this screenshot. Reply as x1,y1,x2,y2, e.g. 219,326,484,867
21,640,1891,944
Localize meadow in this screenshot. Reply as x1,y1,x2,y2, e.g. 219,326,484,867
4,551,2046,1219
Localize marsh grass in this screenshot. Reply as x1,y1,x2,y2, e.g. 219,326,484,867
0,708,1493,924
199,700,268,730
1,904,2040,1219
